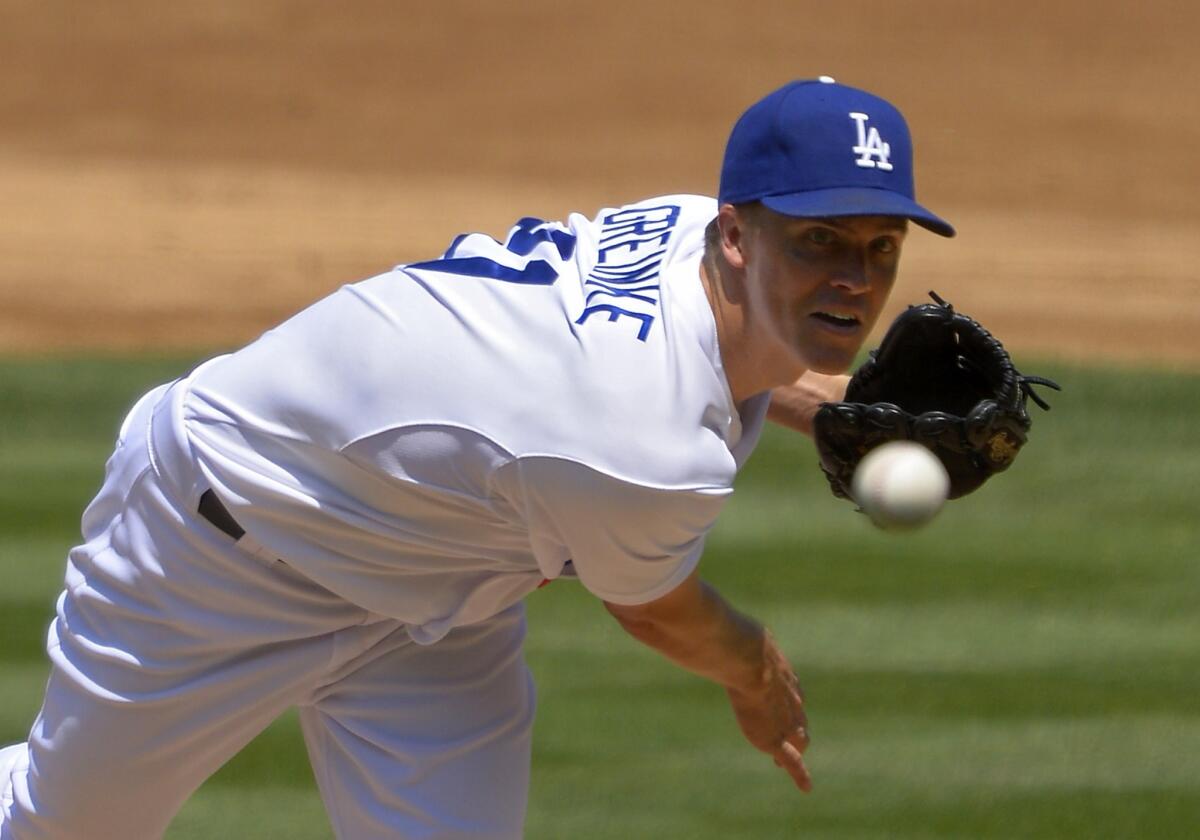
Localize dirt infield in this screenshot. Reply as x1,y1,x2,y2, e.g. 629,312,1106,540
2,1,1197,366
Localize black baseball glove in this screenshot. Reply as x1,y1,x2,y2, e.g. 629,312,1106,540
812,292,1060,501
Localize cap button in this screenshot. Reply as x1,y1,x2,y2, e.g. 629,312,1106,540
818,75,836,84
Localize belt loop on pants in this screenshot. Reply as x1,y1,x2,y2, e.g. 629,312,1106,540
198,489,246,541
196,489,281,566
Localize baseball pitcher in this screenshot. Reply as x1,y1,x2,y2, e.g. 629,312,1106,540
1,78,1049,839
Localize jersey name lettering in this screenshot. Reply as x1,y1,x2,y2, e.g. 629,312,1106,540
575,204,681,342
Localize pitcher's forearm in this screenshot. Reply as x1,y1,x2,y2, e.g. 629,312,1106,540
767,371,850,435
604,576,769,693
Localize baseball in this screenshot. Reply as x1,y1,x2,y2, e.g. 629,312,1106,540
851,441,950,531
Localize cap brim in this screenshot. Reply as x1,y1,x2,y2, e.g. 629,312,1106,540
761,188,955,237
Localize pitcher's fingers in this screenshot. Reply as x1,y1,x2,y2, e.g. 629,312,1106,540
782,676,806,709
784,724,811,755
790,700,809,728
773,741,813,792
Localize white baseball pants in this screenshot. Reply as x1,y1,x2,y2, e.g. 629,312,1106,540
0,384,536,839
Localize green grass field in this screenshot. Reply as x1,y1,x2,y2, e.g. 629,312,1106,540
2,355,1197,838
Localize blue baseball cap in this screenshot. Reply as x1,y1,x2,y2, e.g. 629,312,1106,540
718,77,954,237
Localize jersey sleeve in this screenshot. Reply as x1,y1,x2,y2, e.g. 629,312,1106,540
493,456,729,605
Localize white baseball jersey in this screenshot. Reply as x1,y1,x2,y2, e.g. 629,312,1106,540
170,194,769,644
3,194,773,839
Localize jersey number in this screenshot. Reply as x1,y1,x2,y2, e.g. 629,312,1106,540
405,217,577,286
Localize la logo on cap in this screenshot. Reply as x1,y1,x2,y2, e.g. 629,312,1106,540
850,112,893,171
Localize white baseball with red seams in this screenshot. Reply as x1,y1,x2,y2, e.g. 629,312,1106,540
851,441,950,531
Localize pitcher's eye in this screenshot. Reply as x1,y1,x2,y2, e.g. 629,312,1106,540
805,228,837,246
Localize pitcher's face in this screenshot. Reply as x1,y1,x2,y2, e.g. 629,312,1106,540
733,207,907,374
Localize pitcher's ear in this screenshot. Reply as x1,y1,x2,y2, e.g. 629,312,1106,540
717,202,751,270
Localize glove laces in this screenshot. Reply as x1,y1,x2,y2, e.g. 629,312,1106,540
1018,375,1061,411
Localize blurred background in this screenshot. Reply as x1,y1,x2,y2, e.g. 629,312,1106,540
1,2,1198,837
1,0,1197,363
